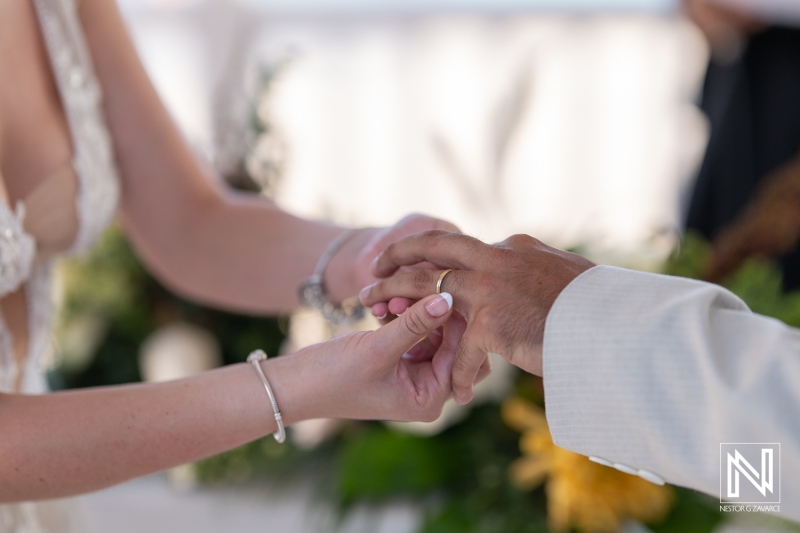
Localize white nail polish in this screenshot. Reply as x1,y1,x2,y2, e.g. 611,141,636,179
440,292,453,310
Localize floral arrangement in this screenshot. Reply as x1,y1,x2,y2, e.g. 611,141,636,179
502,398,673,532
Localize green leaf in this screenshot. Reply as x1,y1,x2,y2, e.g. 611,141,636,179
335,426,459,504
650,488,724,533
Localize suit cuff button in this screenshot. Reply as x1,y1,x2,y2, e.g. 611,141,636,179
612,462,638,475
588,456,613,467
637,469,666,486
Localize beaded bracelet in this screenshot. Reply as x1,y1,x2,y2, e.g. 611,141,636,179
297,228,365,325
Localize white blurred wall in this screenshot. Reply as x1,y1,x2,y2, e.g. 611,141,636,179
122,0,709,263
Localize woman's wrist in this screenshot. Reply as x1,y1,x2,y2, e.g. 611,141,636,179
325,227,378,302
257,349,325,427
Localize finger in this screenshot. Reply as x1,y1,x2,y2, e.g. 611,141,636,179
370,302,389,321
372,293,454,363
360,269,474,312
387,297,412,316
398,261,440,274
431,314,466,386
372,231,487,278
451,325,488,405
404,328,443,362
475,356,492,384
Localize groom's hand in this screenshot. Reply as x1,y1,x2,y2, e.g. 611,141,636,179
326,214,460,304
359,231,595,404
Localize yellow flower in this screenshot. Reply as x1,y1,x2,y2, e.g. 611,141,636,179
502,398,674,533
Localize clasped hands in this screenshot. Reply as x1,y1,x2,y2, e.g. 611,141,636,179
299,228,594,426
358,231,595,407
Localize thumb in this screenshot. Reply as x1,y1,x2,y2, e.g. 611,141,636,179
374,292,454,359
451,325,488,405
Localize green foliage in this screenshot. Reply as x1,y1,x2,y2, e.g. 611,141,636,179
195,434,333,485
56,225,160,386
420,486,549,533
665,232,800,328
330,404,550,529
414,401,549,533
724,262,800,327
55,225,286,388
650,489,724,533
662,232,712,280
59,225,152,322
336,425,460,505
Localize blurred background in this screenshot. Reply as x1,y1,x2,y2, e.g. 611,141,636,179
58,0,800,531
118,0,707,260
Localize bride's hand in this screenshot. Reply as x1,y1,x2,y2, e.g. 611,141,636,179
325,214,460,303
285,292,460,422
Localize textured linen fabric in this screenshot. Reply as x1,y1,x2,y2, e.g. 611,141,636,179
543,265,800,521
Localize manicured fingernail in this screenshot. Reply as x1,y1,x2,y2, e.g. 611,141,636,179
425,292,453,317
376,313,387,320
441,292,453,308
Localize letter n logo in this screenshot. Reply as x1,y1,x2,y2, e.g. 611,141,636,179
720,443,780,504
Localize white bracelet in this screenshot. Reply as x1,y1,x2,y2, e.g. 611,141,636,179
246,349,286,443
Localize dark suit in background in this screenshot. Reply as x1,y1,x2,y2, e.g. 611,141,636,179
687,26,800,290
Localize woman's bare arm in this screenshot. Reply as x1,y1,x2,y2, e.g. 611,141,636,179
0,357,305,502
77,0,456,314
0,294,456,502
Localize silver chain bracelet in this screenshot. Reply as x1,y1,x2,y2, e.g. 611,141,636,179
297,228,366,326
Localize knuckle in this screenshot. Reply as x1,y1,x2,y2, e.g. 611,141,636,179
403,308,431,337
452,354,475,380
412,269,434,292
472,309,495,333
488,244,517,264
433,232,468,251
426,229,461,249
501,233,540,251
420,229,451,242
400,213,422,224
422,228,452,237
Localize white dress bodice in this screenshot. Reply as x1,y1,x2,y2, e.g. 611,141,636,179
0,0,120,394
0,0,120,531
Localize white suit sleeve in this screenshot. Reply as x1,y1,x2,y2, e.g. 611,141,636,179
543,265,800,520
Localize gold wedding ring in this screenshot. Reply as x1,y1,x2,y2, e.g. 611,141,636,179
436,269,454,295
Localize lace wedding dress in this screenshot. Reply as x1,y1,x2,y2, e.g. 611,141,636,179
0,0,121,530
